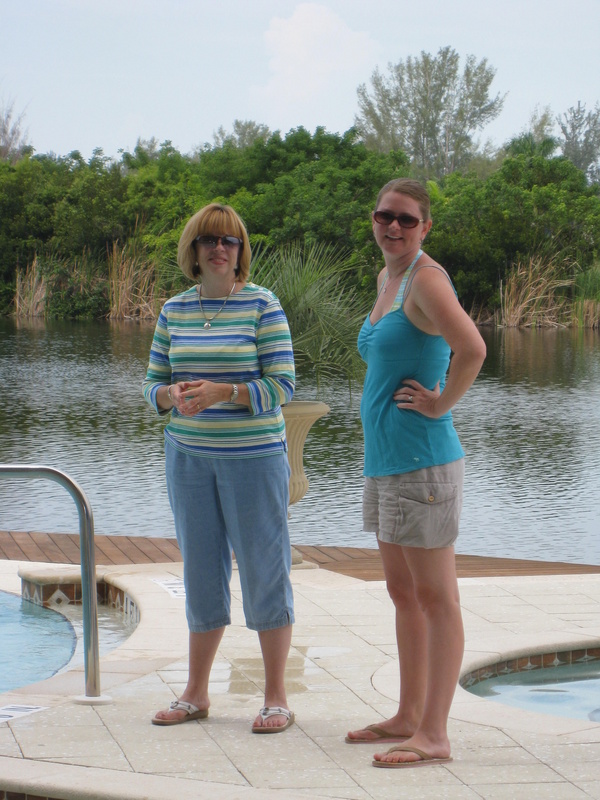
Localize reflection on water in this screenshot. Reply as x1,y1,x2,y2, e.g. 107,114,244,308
1,319,599,565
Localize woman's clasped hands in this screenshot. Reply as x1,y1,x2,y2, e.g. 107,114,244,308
170,380,226,415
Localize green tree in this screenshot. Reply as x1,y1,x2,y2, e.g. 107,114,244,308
504,132,558,159
504,106,558,159
0,99,30,164
225,129,409,286
355,46,505,178
557,101,600,182
428,154,600,308
0,153,74,303
5,119,599,322
50,149,128,255
212,119,272,149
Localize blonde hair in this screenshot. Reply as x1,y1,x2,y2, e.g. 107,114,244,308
177,203,252,281
375,178,431,222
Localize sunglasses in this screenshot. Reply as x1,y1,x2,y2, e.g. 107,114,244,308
194,235,242,248
373,210,424,229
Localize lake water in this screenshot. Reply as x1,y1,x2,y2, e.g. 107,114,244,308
1,319,599,565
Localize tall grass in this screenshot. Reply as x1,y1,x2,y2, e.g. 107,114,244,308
498,255,575,328
108,243,166,320
15,257,47,317
573,265,600,329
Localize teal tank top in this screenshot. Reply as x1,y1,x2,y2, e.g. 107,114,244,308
357,261,464,477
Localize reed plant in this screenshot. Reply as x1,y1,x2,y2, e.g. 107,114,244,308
108,243,167,320
573,265,600,329
498,255,575,328
15,257,47,317
251,242,370,388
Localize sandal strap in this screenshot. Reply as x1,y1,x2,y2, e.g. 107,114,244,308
169,700,199,714
258,706,291,721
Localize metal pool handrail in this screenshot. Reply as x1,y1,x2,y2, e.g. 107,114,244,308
0,464,101,698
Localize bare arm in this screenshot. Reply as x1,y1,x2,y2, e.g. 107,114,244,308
395,267,486,418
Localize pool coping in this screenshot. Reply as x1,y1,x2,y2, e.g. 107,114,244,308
461,644,600,689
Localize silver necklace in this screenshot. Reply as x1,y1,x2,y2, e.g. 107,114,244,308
197,283,236,329
382,249,423,292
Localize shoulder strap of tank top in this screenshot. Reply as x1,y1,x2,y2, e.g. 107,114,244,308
390,249,422,311
402,263,456,308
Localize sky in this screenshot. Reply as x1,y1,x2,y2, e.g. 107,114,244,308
1,0,600,161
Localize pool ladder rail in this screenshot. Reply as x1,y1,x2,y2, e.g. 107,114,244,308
0,464,111,703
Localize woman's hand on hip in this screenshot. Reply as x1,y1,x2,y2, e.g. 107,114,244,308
394,379,442,418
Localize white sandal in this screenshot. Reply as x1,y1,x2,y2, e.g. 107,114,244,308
151,699,209,726
252,705,295,734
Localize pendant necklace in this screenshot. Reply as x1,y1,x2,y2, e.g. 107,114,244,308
198,282,236,329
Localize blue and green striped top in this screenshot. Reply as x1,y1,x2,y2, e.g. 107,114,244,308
143,282,295,458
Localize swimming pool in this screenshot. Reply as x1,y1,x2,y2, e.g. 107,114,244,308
0,590,76,693
0,589,133,694
466,658,600,721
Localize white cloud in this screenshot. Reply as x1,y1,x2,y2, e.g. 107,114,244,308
249,2,378,133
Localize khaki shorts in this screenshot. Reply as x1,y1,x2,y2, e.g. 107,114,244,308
363,459,464,549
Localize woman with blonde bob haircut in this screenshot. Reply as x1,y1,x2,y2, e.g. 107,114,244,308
144,202,296,734
178,203,252,281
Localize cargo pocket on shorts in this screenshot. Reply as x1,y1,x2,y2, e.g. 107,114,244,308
395,481,459,548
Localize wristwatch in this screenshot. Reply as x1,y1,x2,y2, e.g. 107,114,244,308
229,384,239,402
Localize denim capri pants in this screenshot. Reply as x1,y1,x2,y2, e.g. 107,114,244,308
165,440,294,633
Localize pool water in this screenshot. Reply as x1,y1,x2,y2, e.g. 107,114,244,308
0,590,133,694
0,590,76,693
468,661,600,721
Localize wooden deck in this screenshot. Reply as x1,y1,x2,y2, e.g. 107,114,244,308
1,530,600,580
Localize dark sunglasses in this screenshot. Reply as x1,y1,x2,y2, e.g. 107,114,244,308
194,235,242,248
373,210,424,229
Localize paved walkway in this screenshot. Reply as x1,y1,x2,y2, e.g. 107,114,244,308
1,556,600,799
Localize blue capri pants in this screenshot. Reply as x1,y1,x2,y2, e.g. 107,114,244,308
165,440,294,633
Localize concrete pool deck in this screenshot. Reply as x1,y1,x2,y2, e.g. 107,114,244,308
1,557,600,799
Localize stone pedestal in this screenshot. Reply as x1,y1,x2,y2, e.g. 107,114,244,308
282,400,330,506
282,400,330,566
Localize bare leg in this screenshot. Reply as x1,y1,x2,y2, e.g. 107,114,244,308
153,627,225,722
252,624,293,729
347,540,426,742
374,545,464,765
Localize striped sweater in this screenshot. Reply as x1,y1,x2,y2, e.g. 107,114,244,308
143,282,295,458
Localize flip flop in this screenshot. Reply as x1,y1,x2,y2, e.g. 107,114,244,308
151,699,209,726
345,723,410,744
372,745,453,769
252,706,295,734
